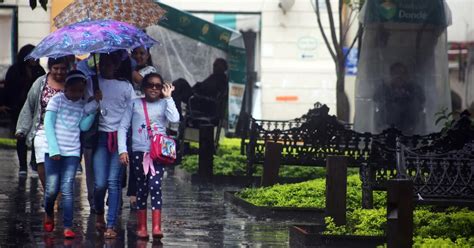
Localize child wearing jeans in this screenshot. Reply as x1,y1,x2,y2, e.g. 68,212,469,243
118,73,179,239
43,70,101,238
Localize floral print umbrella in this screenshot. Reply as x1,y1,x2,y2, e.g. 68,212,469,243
53,0,166,29
26,19,158,59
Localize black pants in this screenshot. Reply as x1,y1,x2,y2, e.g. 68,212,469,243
12,110,36,170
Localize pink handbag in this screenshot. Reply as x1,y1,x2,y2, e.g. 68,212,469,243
141,98,176,165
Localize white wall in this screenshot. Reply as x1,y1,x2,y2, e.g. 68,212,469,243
161,0,340,120
1,0,51,50
446,0,474,42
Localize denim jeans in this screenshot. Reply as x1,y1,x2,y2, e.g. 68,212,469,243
44,153,80,228
83,148,95,210
93,132,123,229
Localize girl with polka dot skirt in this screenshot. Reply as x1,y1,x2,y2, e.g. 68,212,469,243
118,73,179,239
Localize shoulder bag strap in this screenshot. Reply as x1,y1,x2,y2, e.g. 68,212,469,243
141,98,153,138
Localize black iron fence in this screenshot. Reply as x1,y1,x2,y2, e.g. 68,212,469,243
241,104,474,207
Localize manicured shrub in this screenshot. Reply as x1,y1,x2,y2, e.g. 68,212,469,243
0,138,16,149
324,208,474,247
237,174,387,210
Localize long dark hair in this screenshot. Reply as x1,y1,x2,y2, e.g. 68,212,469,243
132,46,154,71
17,44,35,64
141,72,164,91
16,44,37,75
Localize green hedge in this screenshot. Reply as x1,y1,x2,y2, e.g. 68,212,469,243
236,175,474,247
239,188,473,247
237,174,386,210
325,208,474,247
0,138,16,149
179,138,358,178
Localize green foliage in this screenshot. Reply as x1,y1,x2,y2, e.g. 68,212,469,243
435,107,456,131
237,174,387,210
324,217,349,235
414,208,474,240
414,237,474,248
180,138,246,176
237,178,326,208
180,155,198,172
0,138,16,149
324,208,386,236
325,207,474,247
180,138,349,178
180,153,248,176
350,208,386,236
434,107,474,132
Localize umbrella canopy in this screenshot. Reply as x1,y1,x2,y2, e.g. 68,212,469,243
26,19,158,59
53,0,166,29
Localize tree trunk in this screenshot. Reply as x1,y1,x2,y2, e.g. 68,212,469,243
336,60,350,122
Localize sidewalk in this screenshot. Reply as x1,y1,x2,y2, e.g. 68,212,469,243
0,149,304,247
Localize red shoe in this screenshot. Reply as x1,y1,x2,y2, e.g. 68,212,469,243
136,210,149,239
43,214,54,232
64,229,76,239
151,210,163,239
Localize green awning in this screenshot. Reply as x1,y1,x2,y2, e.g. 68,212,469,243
364,0,448,26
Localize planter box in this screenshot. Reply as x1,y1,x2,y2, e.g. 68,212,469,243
289,225,386,248
174,166,315,187
224,191,325,222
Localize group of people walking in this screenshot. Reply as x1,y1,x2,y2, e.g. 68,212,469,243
1,44,179,240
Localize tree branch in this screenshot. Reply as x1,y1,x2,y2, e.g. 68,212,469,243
343,26,362,62
342,9,358,41
343,7,354,34
312,0,337,62
326,0,343,61
339,0,343,47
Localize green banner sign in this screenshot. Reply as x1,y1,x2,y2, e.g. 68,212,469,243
157,3,234,51
228,46,247,85
365,0,447,26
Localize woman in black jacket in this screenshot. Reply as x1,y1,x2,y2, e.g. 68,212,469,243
2,44,46,175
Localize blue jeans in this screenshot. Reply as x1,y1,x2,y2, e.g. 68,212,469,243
93,132,123,229
44,153,80,228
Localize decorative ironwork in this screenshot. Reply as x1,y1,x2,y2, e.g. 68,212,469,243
363,112,474,184
242,104,474,204
243,103,371,176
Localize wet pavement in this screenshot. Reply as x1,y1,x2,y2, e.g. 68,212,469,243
0,149,315,247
